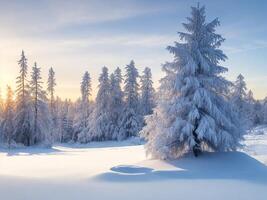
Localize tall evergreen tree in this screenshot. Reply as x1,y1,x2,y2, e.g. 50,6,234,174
246,90,256,125
231,74,252,127
13,50,32,146
231,74,247,111
29,62,51,145
119,60,141,139
141,5,243,159
89,67,111,141
1,86,15,147
59,99,74,143
109,67,124,140
140,67,155,116
76,71,92,142
47,67,56,119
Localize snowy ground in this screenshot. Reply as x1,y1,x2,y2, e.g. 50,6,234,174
1,129,267,200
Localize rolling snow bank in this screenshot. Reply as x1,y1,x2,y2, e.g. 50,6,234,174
0,129,267,200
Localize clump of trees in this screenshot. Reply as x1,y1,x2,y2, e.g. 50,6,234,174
0,52,155,147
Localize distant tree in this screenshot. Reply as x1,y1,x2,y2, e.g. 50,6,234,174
231,74,247,110
76,71,92,142
254,100,264,125
231,74,252,128
140,67,155,116
141,5,243,159
89,67,111,141
245,90,257,125
30,62,52,145
119,60,141,140
47,67,56,118
1,86,15,147
109,67,124,140
59,99,74,143
13,50,33,146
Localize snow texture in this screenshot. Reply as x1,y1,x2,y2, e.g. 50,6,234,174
0,126,267,200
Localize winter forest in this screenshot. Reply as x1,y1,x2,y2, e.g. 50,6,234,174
1,2,267,200
0,55,155,146
0,4,267,156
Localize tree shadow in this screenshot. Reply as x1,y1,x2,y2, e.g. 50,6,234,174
93,152,267,185
0,146,65,156
57,137,143,149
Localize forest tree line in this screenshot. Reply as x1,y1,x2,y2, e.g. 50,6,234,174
0,52,156,147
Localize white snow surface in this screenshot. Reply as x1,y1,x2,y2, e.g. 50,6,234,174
1,129,267,200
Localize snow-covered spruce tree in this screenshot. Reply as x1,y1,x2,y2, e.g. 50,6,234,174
29,62,52,145
254,100,264,125
245,90,257,125
141,5,243,159
13,50,33,146
89,67,111,141
263,97,267,124
47,67,56,122
75,71,92,143
109,67,124,140
59,99,74,143
1,86,15,147
231,74,247,110
140,67,155,116
119,60,141,140
231,74,252,128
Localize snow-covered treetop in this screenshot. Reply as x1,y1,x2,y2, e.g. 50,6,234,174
30,62,47,101
233,74,247,99
47,67,56,96
80,71,91,103
96,67,110,111
124,60,139,108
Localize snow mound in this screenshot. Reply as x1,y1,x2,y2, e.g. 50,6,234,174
94,152,267,183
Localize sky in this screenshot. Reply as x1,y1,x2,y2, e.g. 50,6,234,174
0,0,267,100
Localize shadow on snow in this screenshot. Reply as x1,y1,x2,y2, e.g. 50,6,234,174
93,151,267,185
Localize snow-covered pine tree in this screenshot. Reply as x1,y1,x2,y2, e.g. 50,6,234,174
47,67,56,121
1,86,15,147
75,71,92,143
29,62,52,145
89,67,111,141
13,50,33,146
254,100,264,125
231,74,252,128
141,4,243,159
59,99,74,143
231,74,247,110
119,60,141,140
263,97,267,124
109,67,124,140
246,90,256,125
140,67,155,116
60,99,73,143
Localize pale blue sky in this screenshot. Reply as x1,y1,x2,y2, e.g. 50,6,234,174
0,0,266,99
